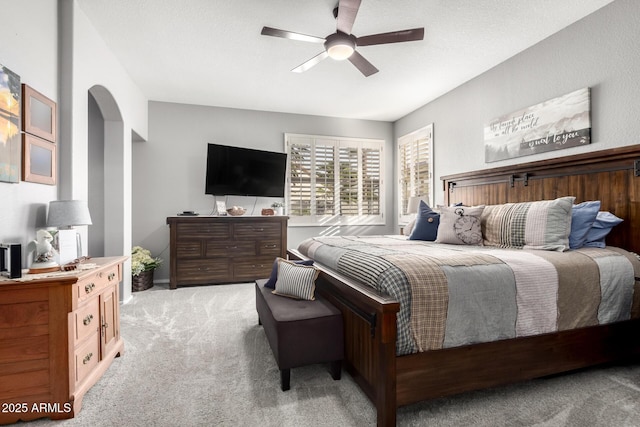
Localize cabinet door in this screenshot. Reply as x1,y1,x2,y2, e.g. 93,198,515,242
100,286,119,358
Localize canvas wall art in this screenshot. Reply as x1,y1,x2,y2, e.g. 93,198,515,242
484,88,590,163
0,63,21,183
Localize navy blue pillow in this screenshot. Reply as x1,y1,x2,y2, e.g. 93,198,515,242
409,201,440,241
264,257,314,289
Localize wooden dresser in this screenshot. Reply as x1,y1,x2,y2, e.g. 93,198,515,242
0,256,126,424
166,215,288,289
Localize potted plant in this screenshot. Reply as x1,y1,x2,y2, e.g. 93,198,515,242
271,202,285,216
131,246,162,292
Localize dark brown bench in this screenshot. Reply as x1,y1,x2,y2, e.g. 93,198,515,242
255,278,344,391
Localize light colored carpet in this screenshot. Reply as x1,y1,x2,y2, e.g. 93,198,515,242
27,282,640,427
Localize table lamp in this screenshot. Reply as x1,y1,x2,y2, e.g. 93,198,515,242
407,196,421,215
47,200,92,260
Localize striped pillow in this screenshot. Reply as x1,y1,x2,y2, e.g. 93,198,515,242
481,196,575,251
272,258,319,300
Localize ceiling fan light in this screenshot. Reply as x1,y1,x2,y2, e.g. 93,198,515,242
327,43,354,60
325,33,356,60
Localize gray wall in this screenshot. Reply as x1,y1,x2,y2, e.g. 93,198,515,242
134,102,394,282
395,0,640,207
0,0,58,266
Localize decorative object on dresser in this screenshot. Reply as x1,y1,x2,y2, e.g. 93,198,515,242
226,206,246,216
166,215,288,289
0,256,126,425
131,246,162,292
271,202,284,216
26,229,59,272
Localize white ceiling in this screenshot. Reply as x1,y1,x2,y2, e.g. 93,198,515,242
76,0,615,122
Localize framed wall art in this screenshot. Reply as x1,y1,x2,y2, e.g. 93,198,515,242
484,88,591,163
22,84,56,143
22,133,56,185
0,63,21,183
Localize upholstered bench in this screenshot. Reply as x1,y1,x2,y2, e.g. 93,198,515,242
255,278,344,391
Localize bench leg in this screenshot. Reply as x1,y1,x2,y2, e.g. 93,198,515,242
330,360,342,381
280,369,290,391
258,316,262,326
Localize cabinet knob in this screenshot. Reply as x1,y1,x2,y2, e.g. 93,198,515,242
264,244,277,249
82,352,93,364
85,283,95,294
83,314,94,326
108,272,116,281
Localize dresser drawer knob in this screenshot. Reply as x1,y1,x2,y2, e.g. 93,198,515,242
264,244,277,249
82,352,93,364
108,272,116,281
84,283,96,294
83,314,94,325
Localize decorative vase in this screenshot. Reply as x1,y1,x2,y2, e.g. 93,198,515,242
132,269,154,292
275,207,284,216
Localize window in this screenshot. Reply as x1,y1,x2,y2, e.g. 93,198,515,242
397,124,433,225
286,133,384,226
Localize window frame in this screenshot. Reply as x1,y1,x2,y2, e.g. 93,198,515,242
397,124,434,225
285,133,385,227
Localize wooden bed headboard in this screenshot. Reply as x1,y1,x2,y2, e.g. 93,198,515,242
441,144,640,255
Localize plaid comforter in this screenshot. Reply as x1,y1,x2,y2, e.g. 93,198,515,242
298,236,640,356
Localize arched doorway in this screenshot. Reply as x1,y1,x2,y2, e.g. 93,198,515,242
87,85,130,301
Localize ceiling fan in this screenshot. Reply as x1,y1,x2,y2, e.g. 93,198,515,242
261,0,424,77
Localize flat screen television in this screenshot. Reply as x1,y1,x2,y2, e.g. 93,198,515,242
205,143,287,197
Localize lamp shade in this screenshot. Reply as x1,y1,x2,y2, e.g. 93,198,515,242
47,200,93,228
407,196,422,215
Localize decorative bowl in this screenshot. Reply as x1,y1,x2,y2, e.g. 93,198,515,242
227,206,246,216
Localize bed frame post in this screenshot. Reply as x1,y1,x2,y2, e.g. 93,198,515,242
376,309,398,427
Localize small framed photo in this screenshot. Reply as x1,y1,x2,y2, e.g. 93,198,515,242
216,201,227,215
22,133,56,185
22,84,56,143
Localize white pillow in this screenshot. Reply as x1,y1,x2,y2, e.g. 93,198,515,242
435,205,485,245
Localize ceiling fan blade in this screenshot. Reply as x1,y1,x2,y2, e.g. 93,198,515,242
292,51,330,73
348,51,378,77
356,28,425,46
336,0,361,35
261,26,325,44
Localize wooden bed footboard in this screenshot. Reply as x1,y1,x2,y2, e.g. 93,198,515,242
288,249,400,426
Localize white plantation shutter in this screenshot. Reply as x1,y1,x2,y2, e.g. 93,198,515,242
362,146,381,215
286,134,384,226
288,139,312,216
398,124,434,224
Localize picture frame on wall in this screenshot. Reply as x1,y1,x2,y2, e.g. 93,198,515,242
22,133,56,185
22,83,56,143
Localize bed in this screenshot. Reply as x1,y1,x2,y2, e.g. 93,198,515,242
287,145,640,427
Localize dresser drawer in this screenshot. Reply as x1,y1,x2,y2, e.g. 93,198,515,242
233,257,274,281
257,240,282,257
176,260,232,283
176,241,203,258
177,222,230,240
205,241,256,257
75,265,120,303
234,222,281,240
74,298,99,344
74,334,99,384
